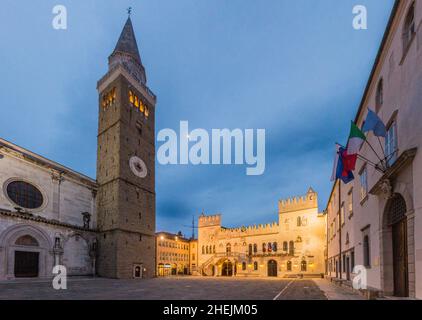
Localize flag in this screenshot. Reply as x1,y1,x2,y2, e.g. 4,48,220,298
331,144,355,184
346,121,366,155
341,148,358,173
362,108,387,137
330,144,341,182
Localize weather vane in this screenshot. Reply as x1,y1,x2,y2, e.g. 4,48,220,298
127,7,132,16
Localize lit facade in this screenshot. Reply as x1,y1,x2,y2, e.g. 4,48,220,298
197,188,326,278
156,232,196,276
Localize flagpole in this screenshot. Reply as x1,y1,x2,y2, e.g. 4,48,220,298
365,139,384,164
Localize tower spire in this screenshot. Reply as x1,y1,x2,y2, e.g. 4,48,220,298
108,14,147,84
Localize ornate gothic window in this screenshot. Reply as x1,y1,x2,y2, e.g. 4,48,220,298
102,87,116,109
273,242,278,252
262,243,266,253
283,241,288,251
289,241,294,256
253,243,257,253
6,180,44,209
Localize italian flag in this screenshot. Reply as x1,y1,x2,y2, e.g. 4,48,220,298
346,121,366,155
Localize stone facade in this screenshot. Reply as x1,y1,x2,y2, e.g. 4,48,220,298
197,188,326,278
0,17,156,280
326,0,422,299
156,232,194,276
95,17,156,279
0,139,98,280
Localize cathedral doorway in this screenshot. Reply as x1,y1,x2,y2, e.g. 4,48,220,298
267,260,277,277
221,261,233,276
0,224,53,280
14,251,39,278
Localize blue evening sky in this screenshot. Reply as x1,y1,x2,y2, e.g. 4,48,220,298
0,0,395,236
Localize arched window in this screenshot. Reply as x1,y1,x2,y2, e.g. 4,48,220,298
273,242,277,252
283,241,288,251
254,261,258,271
375,78,383,113
226,243,231,254
262,243,266,253
403,2,416,51
287,261,292,271
297,216,302,226
15,235,39,247
242,262,247,271
267,242,272,252
206,246,209,254
213,245,216,254
301,260,307,272
253,244,257,253
248,244,253,255
363,235,371,267
289,241,294,256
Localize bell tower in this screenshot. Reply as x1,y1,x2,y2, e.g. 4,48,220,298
96,16,156,279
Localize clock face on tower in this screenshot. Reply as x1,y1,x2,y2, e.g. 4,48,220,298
129,156,148,178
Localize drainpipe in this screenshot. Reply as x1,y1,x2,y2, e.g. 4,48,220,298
338,181,342,280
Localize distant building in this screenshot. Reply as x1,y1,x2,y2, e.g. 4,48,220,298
326,0,422,299
156,232,197,276
197,188,326,277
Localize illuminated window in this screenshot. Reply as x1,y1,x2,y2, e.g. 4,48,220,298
129,90,134,104
102,87,116,109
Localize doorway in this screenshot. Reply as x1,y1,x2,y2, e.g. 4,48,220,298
267,260,277,277
14,251,39,278
392,218,408,297
221,261,233,276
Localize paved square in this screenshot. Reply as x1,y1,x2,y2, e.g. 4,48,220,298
0,277,363,300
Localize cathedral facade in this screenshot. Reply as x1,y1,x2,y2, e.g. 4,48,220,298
197,189,326,278
0,17,156,280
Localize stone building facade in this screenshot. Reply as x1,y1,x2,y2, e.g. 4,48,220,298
0,139,98,280
156,232,195,276
0,17,156,280
197,189,326,278
326,0,422,299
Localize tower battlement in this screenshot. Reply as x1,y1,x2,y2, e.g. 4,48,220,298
279,187,318,214
198,213,221,228
220,222,279,236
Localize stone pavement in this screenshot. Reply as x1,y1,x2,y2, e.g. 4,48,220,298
0,276,364,300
